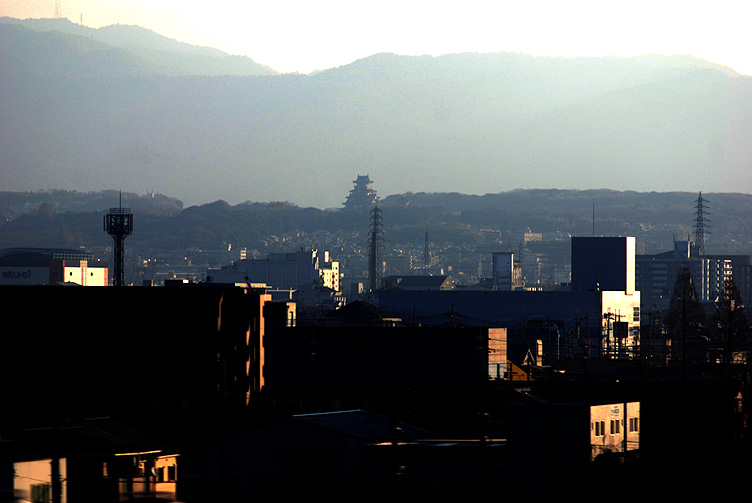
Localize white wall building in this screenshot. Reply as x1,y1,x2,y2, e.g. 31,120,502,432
492,252,523,290
590,402,640,462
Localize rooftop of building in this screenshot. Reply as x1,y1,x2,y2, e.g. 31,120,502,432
326,299,403,325
383,275,453,291
0,247,99,266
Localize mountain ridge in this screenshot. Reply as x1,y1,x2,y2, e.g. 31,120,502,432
0,17,278,76
1,18,750,208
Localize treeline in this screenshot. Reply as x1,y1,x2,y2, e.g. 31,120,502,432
0,190,183,218
1,190,751,255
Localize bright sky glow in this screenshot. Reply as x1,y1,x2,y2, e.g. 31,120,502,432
2,0,750,75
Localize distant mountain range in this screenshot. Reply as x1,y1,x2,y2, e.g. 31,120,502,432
0,17,277,76
1,17,751,208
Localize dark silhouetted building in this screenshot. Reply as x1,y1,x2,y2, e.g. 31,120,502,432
0,283,282,431
343,174,379,209
571,236,635,293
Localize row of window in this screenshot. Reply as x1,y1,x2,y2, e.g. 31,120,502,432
593,417,639,436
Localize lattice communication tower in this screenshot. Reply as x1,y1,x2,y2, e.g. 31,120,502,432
104,201,133,287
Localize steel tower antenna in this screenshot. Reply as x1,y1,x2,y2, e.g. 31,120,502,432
104,192,133,286
367,205,384,293
693,192,710,256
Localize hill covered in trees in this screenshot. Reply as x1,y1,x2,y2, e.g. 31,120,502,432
1,189,750,257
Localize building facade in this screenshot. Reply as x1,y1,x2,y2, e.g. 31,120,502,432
492,252,523,291
571,237,635,294
590,402,640,462
0,248,108,286
0,283,284,427
207,248,340,293
636,240,732,313
704,254,752,317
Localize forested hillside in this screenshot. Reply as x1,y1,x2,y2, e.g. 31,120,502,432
1,190,750,256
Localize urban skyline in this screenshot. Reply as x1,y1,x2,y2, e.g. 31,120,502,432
1,8,751,499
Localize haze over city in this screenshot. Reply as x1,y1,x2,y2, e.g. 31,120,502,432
3,3,752,498
2,1,751,208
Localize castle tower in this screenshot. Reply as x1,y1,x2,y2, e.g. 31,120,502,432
343,175,379,209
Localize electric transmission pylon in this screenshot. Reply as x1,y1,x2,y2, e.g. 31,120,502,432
693,192,710,257
367,205,384,292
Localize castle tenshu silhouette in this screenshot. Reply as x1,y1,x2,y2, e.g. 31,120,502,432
343,175,379,209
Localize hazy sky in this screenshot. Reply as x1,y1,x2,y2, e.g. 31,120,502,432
2,0,751,75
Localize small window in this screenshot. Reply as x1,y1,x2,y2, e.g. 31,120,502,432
31,484,51,503
629,417,639,432
594,420,605,437
633,307,640,322
610,419,620,435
